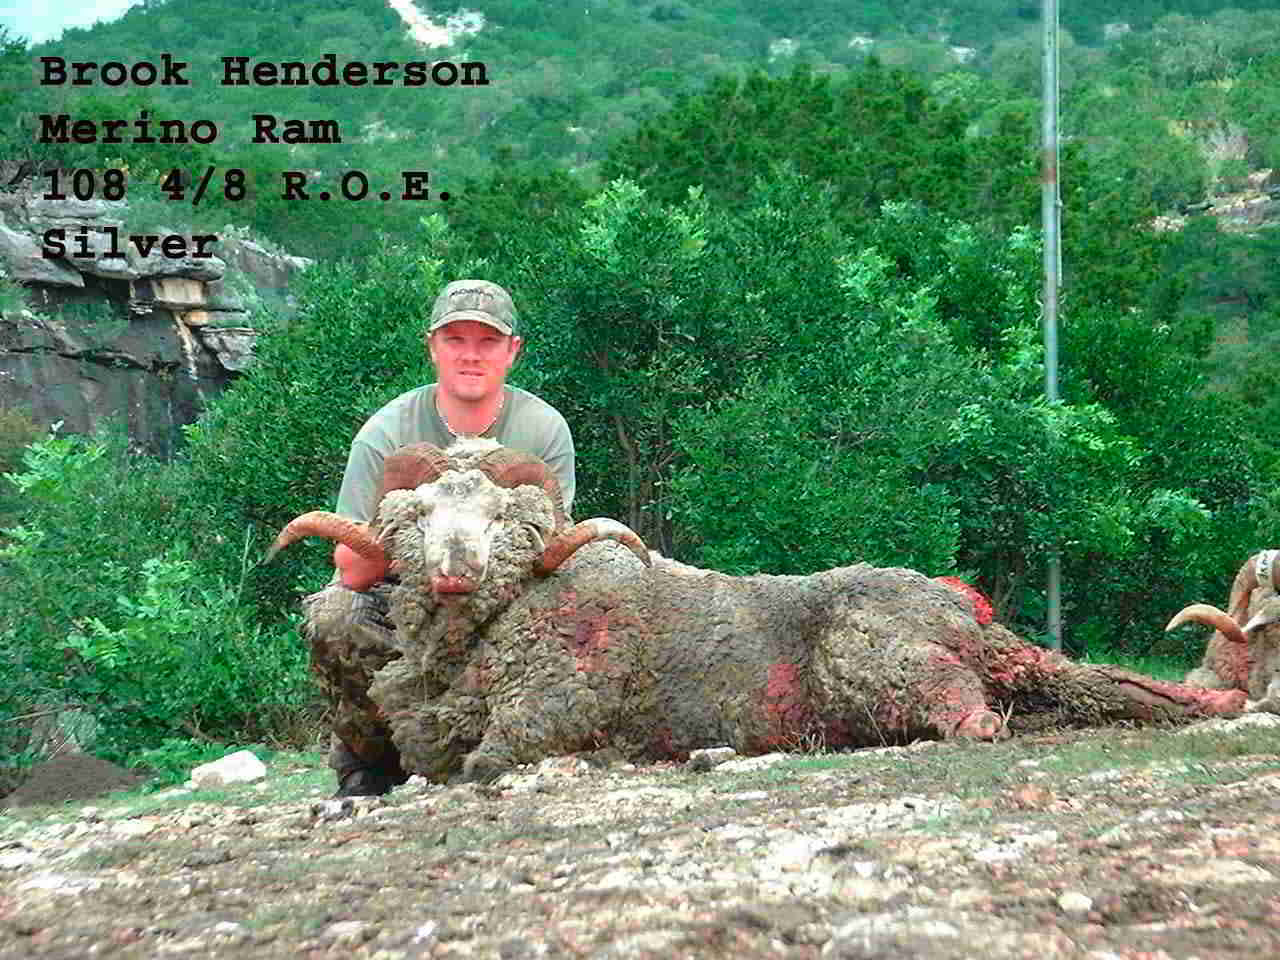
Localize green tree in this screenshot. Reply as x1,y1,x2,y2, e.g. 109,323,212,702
1229,51,1280,169
0,426,312,764
512,179,719,554
603,62,1040,238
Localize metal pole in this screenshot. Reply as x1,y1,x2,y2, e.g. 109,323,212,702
1042,0,1063,651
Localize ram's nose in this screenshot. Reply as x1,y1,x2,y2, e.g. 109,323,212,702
433,536,481,595
439,535,482,580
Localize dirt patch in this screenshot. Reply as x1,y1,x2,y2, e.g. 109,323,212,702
2,717,1279,958
1,753,147,810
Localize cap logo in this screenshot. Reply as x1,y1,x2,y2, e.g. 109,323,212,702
428,279,517,335
448,288,495,309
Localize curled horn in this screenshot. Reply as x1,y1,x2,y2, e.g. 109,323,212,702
1165,603,1247,645
462,446,646,570
471,448,568,530
535,518,651,575
381,442,451,497
265,511,387,568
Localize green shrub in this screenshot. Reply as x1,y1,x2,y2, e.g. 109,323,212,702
0,425,316,765
59,552,312,761
0,405,39,529
177,170,1265,672
670,372,962,576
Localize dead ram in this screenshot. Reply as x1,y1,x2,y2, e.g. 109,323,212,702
271,439,1246,782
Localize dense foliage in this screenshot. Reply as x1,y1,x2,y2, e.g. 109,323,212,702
0,428,313,767
170,170,1266,662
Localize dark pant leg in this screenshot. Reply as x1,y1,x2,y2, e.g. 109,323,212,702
301,580,405,779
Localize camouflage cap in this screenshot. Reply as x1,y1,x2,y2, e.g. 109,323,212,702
428,279,518,336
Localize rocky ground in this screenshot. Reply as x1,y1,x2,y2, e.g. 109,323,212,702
2,714,1279,960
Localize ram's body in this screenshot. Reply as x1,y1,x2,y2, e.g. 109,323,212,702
274,441,1246,783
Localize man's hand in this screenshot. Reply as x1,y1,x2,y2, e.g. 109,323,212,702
334,542,387,591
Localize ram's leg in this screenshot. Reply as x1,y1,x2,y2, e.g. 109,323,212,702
809,629,1005,747
922,661,1007,740
967,623,1248,725
453,598,643,780
369,659,488,783
461,731,520,784
461,679,617,782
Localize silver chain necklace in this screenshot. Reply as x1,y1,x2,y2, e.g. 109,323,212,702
438,389,504,438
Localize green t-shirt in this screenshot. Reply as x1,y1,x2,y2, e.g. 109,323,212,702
335,384,575,522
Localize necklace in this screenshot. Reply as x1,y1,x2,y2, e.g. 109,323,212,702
438,388,504,438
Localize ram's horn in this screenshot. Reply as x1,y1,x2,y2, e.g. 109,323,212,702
471,448,568,530
1165,603,1247,645
265,511,386,567
535,519,651,574
381,443,451,496
1243,598,1280,635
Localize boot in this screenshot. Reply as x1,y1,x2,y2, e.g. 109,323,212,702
333,766,408,797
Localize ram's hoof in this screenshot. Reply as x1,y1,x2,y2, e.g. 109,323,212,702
951,708,1005,741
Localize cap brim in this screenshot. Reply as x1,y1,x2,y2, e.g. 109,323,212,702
428,310,514,336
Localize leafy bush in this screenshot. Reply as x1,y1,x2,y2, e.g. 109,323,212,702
0,426,316,765
670,372,962,576
0,405,39,528
59,553,312,761
180,168,1266,672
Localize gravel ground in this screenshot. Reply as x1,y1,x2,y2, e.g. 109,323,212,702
2,713,1279,959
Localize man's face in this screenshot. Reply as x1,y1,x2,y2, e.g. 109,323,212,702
429,320,521,403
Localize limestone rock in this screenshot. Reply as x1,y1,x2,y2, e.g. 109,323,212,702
0,189,308,454
195,326,258,372
187,750,267,789
0,221,84,287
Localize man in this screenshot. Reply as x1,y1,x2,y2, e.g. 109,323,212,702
303,279,575,796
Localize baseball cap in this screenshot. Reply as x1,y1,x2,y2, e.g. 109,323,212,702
428,279,518,336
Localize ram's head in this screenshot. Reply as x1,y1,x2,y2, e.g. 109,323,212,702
267,439,650,601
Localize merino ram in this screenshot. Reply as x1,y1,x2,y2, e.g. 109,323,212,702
271,439,1246,782
1166,549,1280,709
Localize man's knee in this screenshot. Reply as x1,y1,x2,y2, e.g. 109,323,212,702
304,581,396,644
303,580,399,699
304,581,365,635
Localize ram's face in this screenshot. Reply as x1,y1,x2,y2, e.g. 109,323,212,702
412,469,510,596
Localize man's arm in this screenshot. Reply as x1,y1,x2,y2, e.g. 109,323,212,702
539,421,576,518
335,439,384,525
333,439,389,590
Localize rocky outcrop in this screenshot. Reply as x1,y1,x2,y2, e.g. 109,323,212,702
0,187,309,456
1153,168,1280,234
